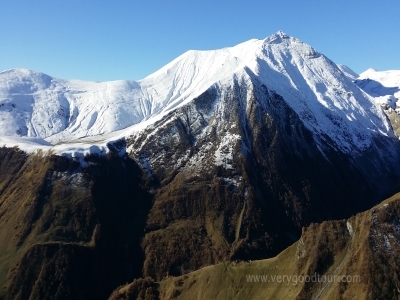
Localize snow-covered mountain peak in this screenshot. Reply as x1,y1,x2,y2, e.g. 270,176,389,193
0,68,54,91
362,68,378,75
1,68,40,77
356,68,400,110
0,32,396,156
260,33,321,62
264,30,290,43
1,68,52,82
276,30,289,37
359,69,400,86
136,32,327,117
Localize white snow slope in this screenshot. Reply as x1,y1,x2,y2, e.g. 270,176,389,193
337,64,359,80
356,68,400,110
0,31,394,155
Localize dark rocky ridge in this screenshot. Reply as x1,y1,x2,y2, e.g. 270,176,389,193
127,77,400,280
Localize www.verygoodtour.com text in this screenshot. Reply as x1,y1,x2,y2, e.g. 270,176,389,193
245,273,361,285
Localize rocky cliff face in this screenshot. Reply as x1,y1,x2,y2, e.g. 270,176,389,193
126,74,400,281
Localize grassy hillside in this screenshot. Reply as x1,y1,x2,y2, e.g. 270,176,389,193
111,193,400,299
0,147,152,300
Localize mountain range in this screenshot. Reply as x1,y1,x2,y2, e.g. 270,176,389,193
0,31,396,151
0,31,400,299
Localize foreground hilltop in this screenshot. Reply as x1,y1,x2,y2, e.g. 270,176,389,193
111,193,400,299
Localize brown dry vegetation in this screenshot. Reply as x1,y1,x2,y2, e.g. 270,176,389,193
109,277,159,300
109,193,400,300
0,147,153,300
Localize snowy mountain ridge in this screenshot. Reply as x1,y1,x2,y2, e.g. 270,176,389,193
356,68,400,110
0,31,395,155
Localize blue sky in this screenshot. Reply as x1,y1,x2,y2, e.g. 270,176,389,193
1,0,399,81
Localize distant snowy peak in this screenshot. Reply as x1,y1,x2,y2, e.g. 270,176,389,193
0,68,54,91
356,68,400,110
0,68,146,143
359,68,400,88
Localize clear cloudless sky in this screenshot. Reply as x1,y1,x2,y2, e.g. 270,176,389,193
1,0,399,81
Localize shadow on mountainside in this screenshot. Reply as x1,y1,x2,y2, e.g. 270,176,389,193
0,147,153,300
